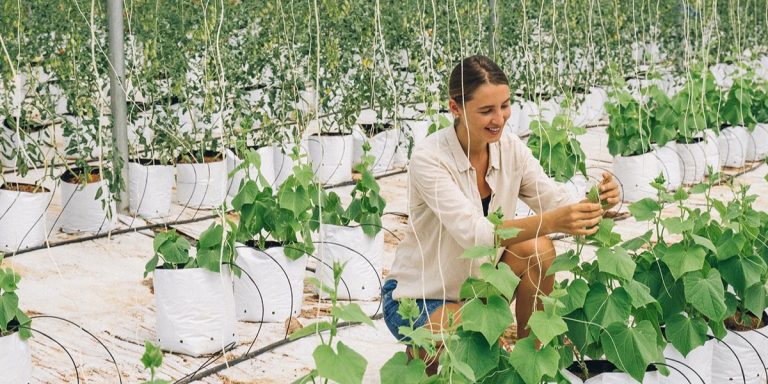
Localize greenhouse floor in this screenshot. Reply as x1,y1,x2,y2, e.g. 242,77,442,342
4,125,768,383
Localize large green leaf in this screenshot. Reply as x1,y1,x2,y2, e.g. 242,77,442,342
0,292,19,330
380,352,427,384
508,337,559,384
623,280,658,309
313,341,367,384
460,296,513,345
331,303,374,327
628,198,661,221
683,270,727,321
719,255,766,294
661,243,706,280
527,311,568,346
744,283,768,317
665,314,708,357
480,263,520,300
597,246,635,281
584,285,632,331
446,330,501,380
600,321,664,383
557,279,589,316
461,246,498,260
546,250,579,276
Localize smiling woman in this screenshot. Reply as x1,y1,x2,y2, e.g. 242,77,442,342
382,55,620,375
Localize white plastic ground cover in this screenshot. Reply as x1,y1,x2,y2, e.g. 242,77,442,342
711,325,768,384
573,87,609,127
175,159,227,209
233,244,307,322
613,152,661,202
561,368,661,383
59,179,117,234
226,147,275,197
314,225,383,301
154,266,236,357
675,140,707,185
272,143,295,190
0,184,51,253
0,332,32,384
308,134,353,185
746,123,768,161
660,340,715,384
653,142,682,191
127,162,174,219
718,126,750,168
704,129,720,175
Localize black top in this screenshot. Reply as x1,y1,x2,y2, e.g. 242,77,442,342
481,194,492,216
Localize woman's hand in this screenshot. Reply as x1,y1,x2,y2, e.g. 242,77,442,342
598,172,620,211
544,202,603,236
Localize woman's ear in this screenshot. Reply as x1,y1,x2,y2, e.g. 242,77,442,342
448,99,461,119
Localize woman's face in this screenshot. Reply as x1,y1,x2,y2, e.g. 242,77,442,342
450,83,511,144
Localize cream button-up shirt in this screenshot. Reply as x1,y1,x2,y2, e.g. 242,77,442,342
388,126,574,302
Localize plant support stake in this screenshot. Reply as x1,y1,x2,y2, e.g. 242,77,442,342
106,0,129,213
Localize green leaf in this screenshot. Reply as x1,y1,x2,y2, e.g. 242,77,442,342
479,263,520,300
661,243,706,280
380,352,427,384
744,283,768,317
597,246,636,281
584,285,632,331
288,321,333,341
690,234,717,254
332,303,374,327
661,217,694,234
600,321,664,382
0,292,19,330
628,198,661,221
546,250,579,276
460,296,513,345
622,230,653,251
197,224,223,249
459,277,503,300
495,227,521,241
715,229,746,261
587,185,600,204
665,314,708,357
279,185,311,216
141,341,164,370
683,270,727,321
508,337,559,384
446,330,501,380
527,311,568,346
586,218,622,247
624,280,658,309
153,230,190,265
461,246,498,260
313,341,367,384
720,255,766,294
557,279,590,316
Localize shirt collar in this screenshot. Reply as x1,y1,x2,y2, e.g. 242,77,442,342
446,127,501,172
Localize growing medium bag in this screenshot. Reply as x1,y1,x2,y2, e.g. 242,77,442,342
308,134,353,185
711,323,768,384
175,158,227,209
660,339,715,384
314,225,384,301
718,126,750,168
127,161,174,219
59,173,117,234
154,266,236,357
0,183,51,253
0,332,32,384
612,152,661,202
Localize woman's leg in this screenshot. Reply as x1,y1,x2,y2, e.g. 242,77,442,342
499,236,556,339
406,302,463,376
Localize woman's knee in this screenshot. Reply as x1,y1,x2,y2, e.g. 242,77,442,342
501,236,556,275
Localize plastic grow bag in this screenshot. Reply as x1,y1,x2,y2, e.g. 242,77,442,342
517,101,540,137
675,140,707,185
660,339,715,384
0,184,51,253
233,244,307,322
226,147,275,197
368,128,400,173
612,152,661,202
127,162,173,219
711,324,768,384
272,143,296,190
154,266,236,357
562,360,661,384
308,134,353,185
175,159,227,209
59,179,116,234
573,87,609,127
0,122,54,169
654,142,682,191
703,129,720,175
314,225,384,301
0,332,32,384
718,126,750,168
746,123,768,161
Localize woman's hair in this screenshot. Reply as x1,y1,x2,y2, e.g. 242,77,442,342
448,55,509,106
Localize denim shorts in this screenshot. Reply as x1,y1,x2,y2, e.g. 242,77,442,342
381,279,453,341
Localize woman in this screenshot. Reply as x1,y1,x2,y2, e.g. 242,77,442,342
382,55,619,371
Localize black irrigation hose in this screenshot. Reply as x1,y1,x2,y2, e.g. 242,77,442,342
662,357,706,384
30,315,123,383
729,330,768,378
716,338,748,384
20,325,80,384
173,313,384,384
224,261,266,356
173,342,237,384
652,362,694,384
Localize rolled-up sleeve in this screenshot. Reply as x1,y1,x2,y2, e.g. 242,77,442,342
516,140,574,214
409,152,495,250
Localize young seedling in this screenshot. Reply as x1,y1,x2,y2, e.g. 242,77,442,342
141,341,169,384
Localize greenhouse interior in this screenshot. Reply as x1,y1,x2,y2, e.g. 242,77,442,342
2,0,768,383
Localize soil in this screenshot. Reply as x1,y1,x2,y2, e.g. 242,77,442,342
285,316,304,335
725,311,767,331
567,360,658,380
141,278,154,295
177,150,223,164
0,182,49,193
310,131,350,137
60,167,101,184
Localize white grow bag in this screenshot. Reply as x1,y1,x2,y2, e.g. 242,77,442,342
128,161,174,219
653,142,682,191
675,140,707,185
272,143,296,190
226,147,275,197
746,123,768,161
233,244,307,322
562,362,662,383
718,126,750,168
59,175,117,234
315,225,384,301
613,152,661,202
704,129,720,175
711,321,768,384
353,127,400,173
0,184,51,253
154,267,236,357
660,340,715,384
176,158,227,209
0,332,32,384
308,134,353,185
573,87,609,127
